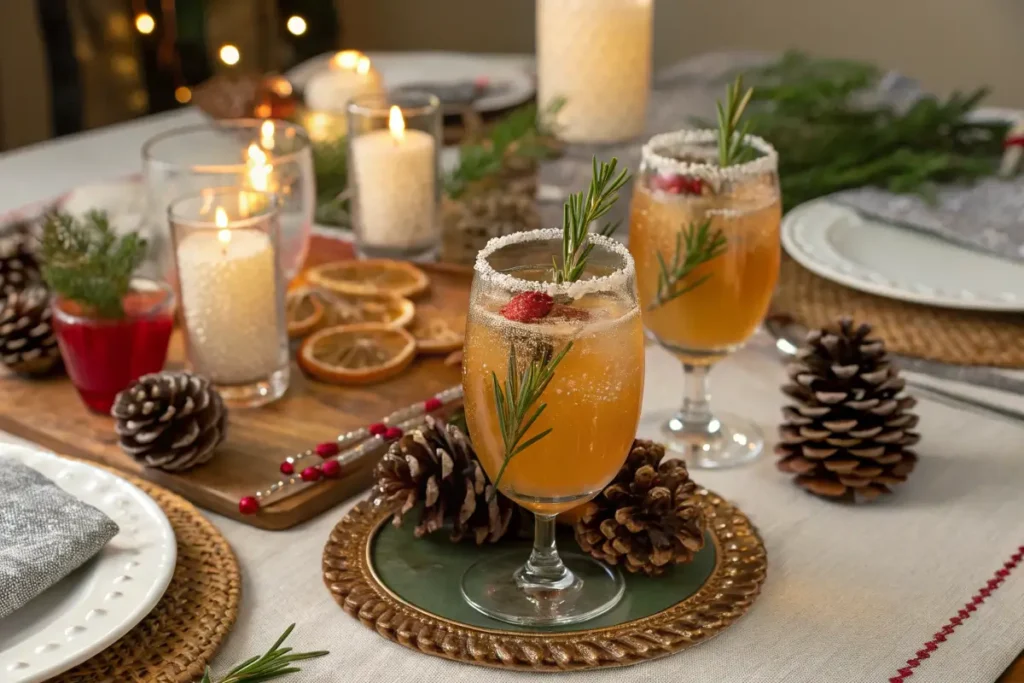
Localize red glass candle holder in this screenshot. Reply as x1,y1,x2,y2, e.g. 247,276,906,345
51,278,175,414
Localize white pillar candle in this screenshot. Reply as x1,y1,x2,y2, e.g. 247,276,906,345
304,52,384,114
350,106,438,249
537,0,653,143
176,209,283,385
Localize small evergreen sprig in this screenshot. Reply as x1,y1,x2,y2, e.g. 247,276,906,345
312,136,349,225
200,624,328,683
444,98,564,199
489,341,573,495
554,157,631,283
716,75,755,167
40,210,147,319
648,219,727,311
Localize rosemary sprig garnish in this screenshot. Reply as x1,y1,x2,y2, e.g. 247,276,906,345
553,157,631,283
648,219,727,311
40,210,147,319
200,624,328,683
489,340,573,495
716,75,755,167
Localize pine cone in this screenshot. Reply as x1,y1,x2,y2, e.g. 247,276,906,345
574,440,707,576
112,372,227,472
776,318,920,501
441,177,540,265
0,221,42,295
0,285,61,376
373,416,515,544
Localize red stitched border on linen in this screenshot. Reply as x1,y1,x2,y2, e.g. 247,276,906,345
890,545,1024,682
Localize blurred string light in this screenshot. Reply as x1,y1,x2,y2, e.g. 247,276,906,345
174,86,192,104
135,12,155,34
219,44,240,66
286,15,307,36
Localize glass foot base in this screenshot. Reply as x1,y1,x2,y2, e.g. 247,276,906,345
657,409,764,470
215,366,289,408
461,551,624,626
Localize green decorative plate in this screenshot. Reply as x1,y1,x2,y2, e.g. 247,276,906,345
323,489,766,671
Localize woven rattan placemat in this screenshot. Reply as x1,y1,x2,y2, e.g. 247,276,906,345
774,257,1024,369
53,466,240,683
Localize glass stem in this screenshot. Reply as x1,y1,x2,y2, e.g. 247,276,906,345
517,513,573,590
681,363,713,429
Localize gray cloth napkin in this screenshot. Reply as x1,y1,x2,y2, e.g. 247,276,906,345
0,459,119,619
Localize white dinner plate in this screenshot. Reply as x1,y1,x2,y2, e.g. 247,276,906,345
781,198,1024,312
0,446,176,683
286,51,536,113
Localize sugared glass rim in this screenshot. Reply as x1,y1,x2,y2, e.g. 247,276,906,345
52,277,175,325
141,119,311,173
641,129,778,181
474,228,635,298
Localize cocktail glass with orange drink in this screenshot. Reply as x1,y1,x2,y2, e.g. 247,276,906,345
629,128,780,468
461,228,645,626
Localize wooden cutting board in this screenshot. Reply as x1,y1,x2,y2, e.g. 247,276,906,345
0,235,469,530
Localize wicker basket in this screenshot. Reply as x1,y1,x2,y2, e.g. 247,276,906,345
441,171,541,266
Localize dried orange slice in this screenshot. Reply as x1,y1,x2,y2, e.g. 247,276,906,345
306,259,429,298
410,314,464,354
298,323,416,385
286,289,326,339
319,290,415,329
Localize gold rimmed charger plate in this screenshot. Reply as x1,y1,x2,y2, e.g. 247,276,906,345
322,489,766,671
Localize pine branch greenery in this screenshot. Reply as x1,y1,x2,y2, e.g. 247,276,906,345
700,51,1012,211
200,624,328,683
444,98,564,199
312,136,349,226
40,210,147,319
716,76,755,167
553,157,631,283
648,220,727,311
489,341,573,495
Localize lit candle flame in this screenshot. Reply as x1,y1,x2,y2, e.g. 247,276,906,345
215,208,231,245
356,57,371,75
260,120,275,150
388,106,405,143
246,143,273,192
333,50,362,70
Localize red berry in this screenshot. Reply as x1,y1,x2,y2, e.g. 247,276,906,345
280,461,294,475
650,173,703,195
301,466,322,482
321,460,341,478
1005,135,1024,149
500,292,553,323
424,397,443,412
384,426,403,440
368,422,387,436
238,496,260,515
315,442,340,458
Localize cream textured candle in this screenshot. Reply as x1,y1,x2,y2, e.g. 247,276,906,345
176,223,283,385
537,0,652,143
305,52,383,114
350,107,437,249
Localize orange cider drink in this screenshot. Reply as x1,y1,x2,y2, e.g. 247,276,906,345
462,231,645,516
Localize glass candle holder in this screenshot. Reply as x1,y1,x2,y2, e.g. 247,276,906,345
346,91,442,260
52,278,175,414
169,188,289,408
143,119,314,282
536,0,652,144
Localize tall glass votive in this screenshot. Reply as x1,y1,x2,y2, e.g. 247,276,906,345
169,188,289,408
346,91,441,259
143,119,314,282
537,0,652,143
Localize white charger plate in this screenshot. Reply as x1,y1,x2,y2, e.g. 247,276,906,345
781,198,1024,312
0,446,176,683
286,51,535,113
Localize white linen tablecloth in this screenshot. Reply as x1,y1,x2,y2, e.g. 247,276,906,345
2,79,1024,683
